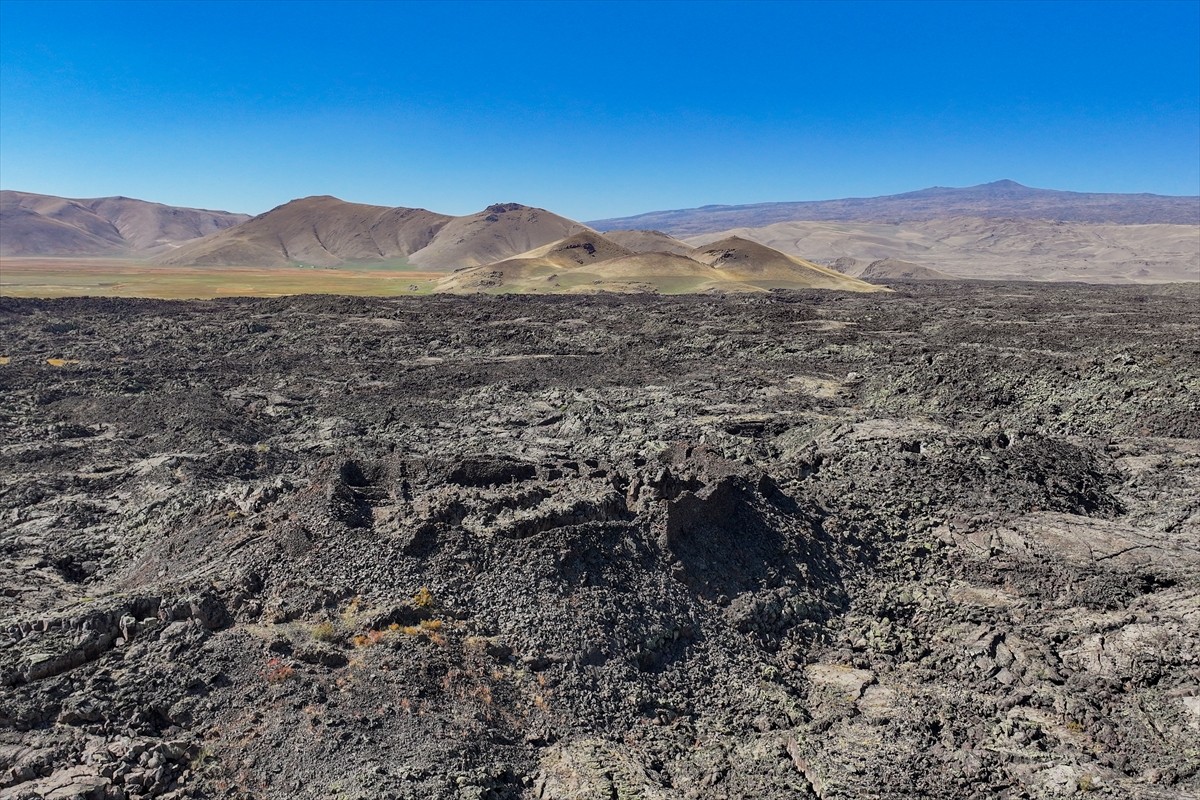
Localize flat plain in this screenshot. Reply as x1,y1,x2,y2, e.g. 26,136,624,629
0,259,445,298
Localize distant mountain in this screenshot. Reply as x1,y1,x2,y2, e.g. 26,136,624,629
589,180,1200,235
0,190,249,257
489,230,635,271
437,230,882,294
603,229,696,257
692,236,877,289
155,198,587,270
833,257,956,281
684,217,1200,284
406,203,588,269
158,196,452,267
8,185,1193,287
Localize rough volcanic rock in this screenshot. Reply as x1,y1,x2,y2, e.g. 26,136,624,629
1,282,1197,799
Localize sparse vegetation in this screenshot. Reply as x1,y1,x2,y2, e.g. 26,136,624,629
412,586,434,608
0,258,443,300
264,658,295,684
340,596,363,626
3,287,1197,799
351,629,388,649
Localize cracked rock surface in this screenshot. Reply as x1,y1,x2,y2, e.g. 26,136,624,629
1,283,1198,799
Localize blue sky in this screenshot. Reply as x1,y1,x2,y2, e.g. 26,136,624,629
1,0,1197,219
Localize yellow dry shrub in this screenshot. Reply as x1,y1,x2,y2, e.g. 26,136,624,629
351,629,388,648
340,596,362,625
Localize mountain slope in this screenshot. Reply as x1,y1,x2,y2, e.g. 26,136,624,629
157,196,453,267
158,198,592,270
406,203,591,269
843,258,956,281
692,236,881,290
433,231,635,292
603,229,696,257
437,250,734,294
0,205,128,257
0,190,248,256
687,218,1200,283
589,180,1200,235
82,196,251,250
508,230,634,268
438,233,884,294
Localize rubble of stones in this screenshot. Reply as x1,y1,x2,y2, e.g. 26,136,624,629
1,282,1198,800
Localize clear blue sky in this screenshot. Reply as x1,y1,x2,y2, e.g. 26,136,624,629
1,0,1197,219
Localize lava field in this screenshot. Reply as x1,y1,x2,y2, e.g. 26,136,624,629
1,283,1198,799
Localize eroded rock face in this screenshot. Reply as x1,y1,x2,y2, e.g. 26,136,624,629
0,284,1198,799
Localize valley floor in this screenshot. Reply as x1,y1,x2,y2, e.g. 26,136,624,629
0,259,444,299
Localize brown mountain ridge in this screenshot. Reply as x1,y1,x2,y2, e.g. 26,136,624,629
157,196,453,268
590,179,1200,234
155,197,589,271
6,185,1195,286
0,190,249,257
437,231,882,294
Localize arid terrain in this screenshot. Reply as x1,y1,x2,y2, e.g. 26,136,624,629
2,283,1198,799
2,183,1196,297
0,192,248,258
589,180,1200,231
683,218,1200,284
0,260,448,300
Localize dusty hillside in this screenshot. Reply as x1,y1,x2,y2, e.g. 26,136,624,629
157,196,453,268
9,187,1195,284
576,251,724,281
693,236,881,290
406,203,591,269
590,180,1200,233
436,250,723,294
0,191,249,257
0,204,128,257
438,234,884,294
81,197,251,251
1,285,1198,799
508,230,634,267
434,231,637,293
603,229,697,257
158,199,592,271
838,258,956,281
687,218,1200,283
